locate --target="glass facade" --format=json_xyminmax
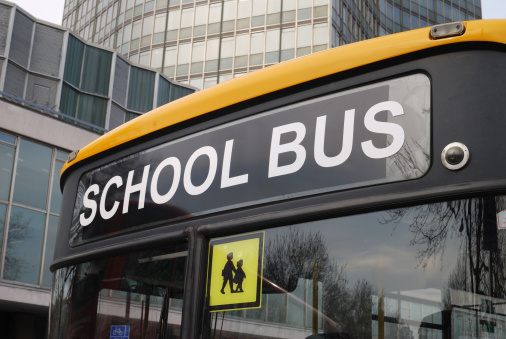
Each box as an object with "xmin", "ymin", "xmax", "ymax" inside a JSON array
[
  {"xmin": 0, "ymin": 129, "xmax": 68, "ymax": 287},
  {"xmin": 60, "ymin": 32, "xmax": 194, "ymax": 130},
  {"xmin": 62, "ymin": 0, "xmax": 481, "ymax": 89},
  {"xmin": 0, "ymin": 4, "xmax": 195, "ymax": 134}
]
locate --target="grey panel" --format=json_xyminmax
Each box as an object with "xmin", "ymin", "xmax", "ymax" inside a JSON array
[
  {"xmin": 4, "ymin": 61, "xmax": 26, "ymax": 98},
  {"xmin": 108, "ymin": 103, "xmax": 126, "ymax": 130},
  {"xmin": 112, "ymin": 56, "xmax": 129, "ymax": 106},
  {"xmin": 10, "ymin": 10, "xmax": 33, "ymax": 68},
  {"xmin": 0, "ymin": 4, "xmax": 11, "ymax": 57},
  {"xmin": 0, "ymin": 59, "xmax": 3, "ymax": 83},
  {"xmin": 30, "ymin": 24, "xmax": 64, "ymax": 77},
  {"xmin": 25, "ymin": 74, "xmax": 59, "ymax": 109}
]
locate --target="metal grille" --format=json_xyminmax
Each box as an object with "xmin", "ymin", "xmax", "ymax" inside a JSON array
[
  {"xmin": 112, "ymin": 56, "xmax": 128, "ymax": 107},
  {"xmin": 10, "ymin": 10, "xmax": 33, "ymax": 68},
  {"xmin": 26, "ymin": 74, "xmax": 58, "ymax": 109},
  {"xmin": 0, "ymin": 3, "xmax": 11, "ymax": 57},
  {"xmin": 30, "ymin": 24, "xmax": 64, "ymax": 77},
  {"xmin": 4, "ymin": 61, "xmax": 26, "ymax": 98},
  {"xmin": 109, "ymin": 102, "xmax": 126, "ymax": 130}
]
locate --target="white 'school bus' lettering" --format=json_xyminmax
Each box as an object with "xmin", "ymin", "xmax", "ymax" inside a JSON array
[{"xmin": 79, "ymin": 100, "xmax": 405, "ymax": 227}]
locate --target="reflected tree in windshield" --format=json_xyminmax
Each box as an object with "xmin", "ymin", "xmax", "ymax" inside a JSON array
[
  {"xmin": 3, "ymin": 208, "xmax": 33, "ymax": 281},
  {"xmin": 389, "ymin": 138, "xmax": 430, "ymax": 180},
  {"xmin": 382, "ymin": 197, "xmax": 506, "ymax": 301},
  {"xmin": 262, "ymin": 227, "xmax": 373, "ymax": 337}
]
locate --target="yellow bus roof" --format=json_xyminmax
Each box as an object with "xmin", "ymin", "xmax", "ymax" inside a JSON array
[{"xmin": 62, "ymin": 19, "xmax": 506, "ymax": 176}]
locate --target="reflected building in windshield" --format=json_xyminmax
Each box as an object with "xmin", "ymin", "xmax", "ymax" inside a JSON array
[
  {"xmin": 193, "ymin": 196, "xmax": 506, "ymax": 338},
  {"xmin": 51, "ymin": 196, "xmax": 506, "ymax": 338}
]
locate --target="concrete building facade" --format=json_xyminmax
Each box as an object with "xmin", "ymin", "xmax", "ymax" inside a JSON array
[{"xmin": 61, "ymin": 0, "xmax": 481, "ymax": 89}]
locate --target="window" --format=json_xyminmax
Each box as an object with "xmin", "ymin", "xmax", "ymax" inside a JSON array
[
  {"xmin": 204, "ymin": 76, "xmax": 217, "ymax": 89},
  {"xmin": 163, "ymin": 46, "xmax": 177, "ymax": 77},
  {"xmin": 238, "ymin": 0, "xmax": 251, "ymax": 18},
  {"xmin": 12, "ymin": 139, "xmax": 52, "ymax": 210},
  {"xmin": 49, "ymin": 151, "xmax": 67, "ymax": 214},
  {"xmin": 139, "ymin": 51, "xmax": 150, "ymax": 66},
  {"xmin": 252, "ymin": 0, "xmax": 266, "ymax": 16},
  {"xmin": 4, "ymin": 206, "xmax": 45, "ymax": 284},
  {"xmin": 267, "ymin": 0, "xmax": 281, "ymax": 13},
  {"xmin": 123, "ymin": 23, "xmax": 132, "ymax": 43},
  {"xmin": 51, "ymin": 245, "xmax": 187, "ymax": 338},
  {"xmin": 0, "ymin": 203, "xmax": 6, "ymax": 269},
  {"xmin": 0, "ymin": 134, "xmax": 67, "ymax": 287},
  {"xmin": 195, "ymin": 5, "xmax": 208, "ymax": 26},
  {"xmin": 235, "ymin": 34, "xmax": 250, "ymax": 67},
  {"xmin": 0, "ymin": 131, "xmax": 15, "ymax": 202},
  {"xmin": 142, "ymin": 15, "xmax": 153, "ymax": 36},
  {"xmin": 151, "ymin": 48, "xmax": 163, "ymax": 69},
  {"xmin": 63, "ymin": 35, "xmax": 85, "ymax": 88},
  {"xmin": 251, "ymin": 32, "xmax": 265, "ymax": 55},
  {"xmin": 192, "ymin": 41, "xmax": 205, "ymax": 63},
  {"xmin": 154, "ymin": 13, "xmax": 166, "ymax": 33},
  {"xmin": 167, "ymin": 10, "xmax": 180, "ymax": 30},
  {"xmin": 223, "ymin": 0, "xmax": 237, "ymax": 21},
  {"xmin": 206, "ymin": 38, "xmax": 220, "ymax": 71},
  {"xmin": 281, "ymin": 27, "xmax": 295, "ymax": 61},
  {"xmin": 209, "ymin": 3, "xmax": 222, "ymax": 23},
  {"xmin": 181, "ymin": 8, "xmax": 194, "ymax": 28},
  {"xmin": 207, "ymin": 196, "xmax": 506, "ymax": 338},
  {"xmin": 81, "ymin": 46, "xmax": 112, "ymax": 96},
  {"xmin": 177, "ymin": 43, "xmax": 191, "ymax": 75},
  {"xmin": 128, "ymin": 67, "xmax": 155, "ymax": 112},
  {"xmin": 220, "ymin": 37, "xmax": 234, "ymax": 70},
  {"xmin": 297, "ymin": 25, "xmax": 311, "ymax": 48},
  {"xmin": 77, "ymin": 93, "xmax": 108, "ymax": 127},
  {"xmin": 132, "ymin": 20, "xmax": 141, "ymax": 40},
  {"xmin": 313, "ymin": 23, "xmax": 328, "ymax": 46}
]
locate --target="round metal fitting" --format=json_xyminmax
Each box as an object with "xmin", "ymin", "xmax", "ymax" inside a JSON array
[{"xmin": 441, "ymin": 142, "xmax": 469, "ymax": 170}]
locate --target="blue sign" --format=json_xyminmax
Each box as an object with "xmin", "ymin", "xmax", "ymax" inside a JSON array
[{"xmin": 110, "ymin": 325, "xmax": 129, "ymax": 339}]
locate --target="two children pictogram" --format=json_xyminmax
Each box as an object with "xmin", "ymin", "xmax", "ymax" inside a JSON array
[
  {"xmin": 208, "ymin": 232, "xmax": 264, "ymax": 312},
  {"xmin": 220, "ymin": 252, "xmax": 246, "ymax": 294}
]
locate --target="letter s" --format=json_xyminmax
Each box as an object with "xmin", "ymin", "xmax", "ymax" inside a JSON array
[
  {"xmin": 80, "ymin": 184, "xmax": 99, "ymax": 227},
  {"xmin": 361, "ymin": 101, "xmax": 405, "ymax": 159}
]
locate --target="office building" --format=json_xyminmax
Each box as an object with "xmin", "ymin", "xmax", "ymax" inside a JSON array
[
  {"xmin": 61, "ymin": 0, "xmax": 481, "ymax": 89},
  {"xmin": 0, "ymin": 2, "xmax": 194, "ymax": 337}
]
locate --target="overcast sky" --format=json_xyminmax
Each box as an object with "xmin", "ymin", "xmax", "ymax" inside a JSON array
[{"xmin": 5, "ymin": 0, "xmax": 506, "ymax": 26}]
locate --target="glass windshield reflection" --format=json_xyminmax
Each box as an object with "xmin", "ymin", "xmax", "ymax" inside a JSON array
[
  {"xmin": 208, "ymin": 196, "xmax": 506, "ymax": 339},
  {"xmin": 50, "ymin": 245, "xmax": 187, "ymax": 339}
]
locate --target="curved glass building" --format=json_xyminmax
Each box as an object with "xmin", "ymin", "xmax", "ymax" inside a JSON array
[{"xmin": 61, "ymin": 0, "xmax": 481, "ymax": 89}]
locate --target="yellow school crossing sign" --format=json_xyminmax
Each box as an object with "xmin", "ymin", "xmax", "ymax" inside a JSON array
[{"xmin": 207, "ymin": 232, "xmax": 264, "ymax": 312}]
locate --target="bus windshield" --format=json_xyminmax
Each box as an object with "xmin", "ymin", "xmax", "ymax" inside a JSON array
[{"xmin": 49, "ymin": 245, "xmax": 187, "ymax": 338}]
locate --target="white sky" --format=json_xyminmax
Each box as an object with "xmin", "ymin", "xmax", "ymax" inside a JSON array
[
  {"xmin": 4, "ymin": 0, "xmax": 506, "ymax": 26},
  {"xmin": 7, "ymin": 0, "xmax": 65, "ymax": 25}
]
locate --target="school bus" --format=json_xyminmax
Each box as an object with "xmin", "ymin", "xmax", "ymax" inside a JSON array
[{"xmin": 50, "ymin": 20, "xmax": 506, "ymax": 339}]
